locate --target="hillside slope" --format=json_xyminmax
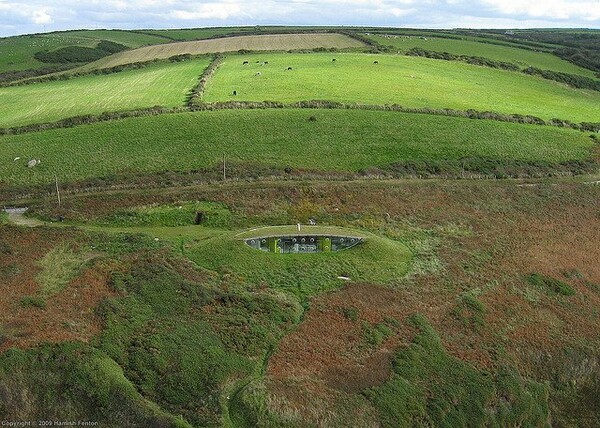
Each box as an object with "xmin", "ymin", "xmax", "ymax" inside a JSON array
[{"xmin": 74, "ymin": 33, "xmax": 364, "ymax": 72}]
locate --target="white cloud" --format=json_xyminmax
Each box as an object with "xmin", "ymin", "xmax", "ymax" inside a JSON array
[
  {"xmin": 32, "ymin": 8, "xmax": 53, "ymax": 24},
  {"xmin": 480, "ymin": 0, "xmax": 600, "ymax": 21},
  {"xmin": 389, "ymin": 7, "xmax": 416, "ymax": 17},
  {"xmin": 170, "ymin": 3, "xmax": 243, "ymax": 20}
]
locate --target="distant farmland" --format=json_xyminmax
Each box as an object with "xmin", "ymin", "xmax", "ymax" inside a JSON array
[
  {"xmin": 0, "ymin": 58, "xmax": 209, "ymax": 127},
  {"xmin": 367, "ymin": 34, "xmax": 597, "ymax": 78},
  {"xmin": 203, "ymin": 52, "xmax": 600, "ymax": 123},
  {"xmin": 0, "ymin": 30, "xmax": 171, "ymax": 73},
  {"xmin": 75, "ymin": 33, "xmax": 364, "ymax": 71},
  {"xmin": 0, "ymin": 109, "xmax": 593, "ymax": 185}
]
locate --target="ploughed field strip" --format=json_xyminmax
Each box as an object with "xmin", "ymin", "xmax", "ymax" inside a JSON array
[
  {"xmin": 0, "ymin": 58, "xmax": 209, "ymax": 128},
  {"xmin": 203, "ymin": 52, "xmax": 600, "ymax": 123},
  {"xmin": 74, "ymin": 33, "xmax": 364, "ymax": 72},
  {"xmin": 0, "ymin": 109, "xmax": 594, "ymax": 186}
]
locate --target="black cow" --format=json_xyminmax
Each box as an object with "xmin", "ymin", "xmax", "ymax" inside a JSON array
[
  {"xmin": 243, "ymin": 61, "xmax": 249, "ymax": 65},
  {"xmin": 332, "ymin": 58, "xmax": 336, "ymax": 62},
  {"xmin": 373, "ymin": 61, "xmax": 379, "ymax": 64},
  {"xmin": 287, "ymin": 67, "xmax": 293, "ymax": 70},
  {"xmin": 233, "ymin": 90, "xmax": 237, "ymax": 96}
]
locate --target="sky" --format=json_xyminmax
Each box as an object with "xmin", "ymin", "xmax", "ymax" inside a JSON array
[{"xmin": 1, "ymin": 0, "xmax": 599, "ymax": 37}]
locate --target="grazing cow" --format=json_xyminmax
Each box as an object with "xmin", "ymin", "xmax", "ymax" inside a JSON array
[
  {"xmin": 233, "ymin": 90, "xmax": 237, "ymax": 95},
  {"xmin": 256, "ymin": 61, "xmax": 260, "ymax": 63},
  {"xmin": 243, "ymin": 61, "xmax": 249, "ymax": 65},
  {"xmin": 287, "ymin": 67, "xmax": 293, "ymax": 70},
  {"xmin": 255, "ymin": 72, "xmax": 261, "ymax": 76},
  {"xmin": 373, "ymin": 61, "xmax": 379, "ymax": 64},
  {"xmin": 264, "ymin": 61, "xmax": 269, "ymax": 64},
  {"xmin": 332, "ymin": 58, "xmax": 336, "ymax": 62}
]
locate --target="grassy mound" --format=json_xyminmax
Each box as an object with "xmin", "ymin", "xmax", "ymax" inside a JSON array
[
  {"xmin": 204, "ymin": 52, "xmax": 600, "ymax": 122},
  {"xmin": 186, "ymin": 229, "xmax": 412, "ymax": 301},
  {"xmin": 0, "ymin": 109, "xmax": 594, "ymax": 186}
]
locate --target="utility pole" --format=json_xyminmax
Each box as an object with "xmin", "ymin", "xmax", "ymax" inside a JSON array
[{"xmin": 54, "ymin": 174, "xmax": 61, "ymax": 208}]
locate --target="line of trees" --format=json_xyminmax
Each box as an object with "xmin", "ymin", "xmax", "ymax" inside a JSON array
[
  {"xmin": 186, "ymin": 56, "xmax": 223, "ymax": 107},
  {"xmin": 33, "ymin": 40, "xmax": 129, "ymax": 64},
  {"xmin": 405, "ymin": 47, "xmax": 520, "ymax": 71},
  {"xmin": 406, "ymin": 47, "xmax": 600, "ymax": 92},
  {"xmin": 1, "ymin": 98, "xmax": 597, "ymax": 138}
]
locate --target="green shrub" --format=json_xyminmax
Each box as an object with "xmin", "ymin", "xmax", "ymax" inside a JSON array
[
  {"xmin": 34, "ymin": 41, "xmax": 128, "ymax": 64},
  {"xmin": 366, "ymin": 314, "xmax": 549, "ymax": 427},
  {"xmin": 20, "ymin": 296, "xmax": 46, "ymax": 309},
  {"xmin": 452, "ymin": 292, "xmax": 486, "ymax": 328},
  {"xmin": 526, "ymin": 273, "xmax": 576, "ymax": 296},
  {"xmin": 34, "ymin": 46, "xmax": 108, "ymax": 63},
  {"xmin": 362, "ymin": 321, "xmax": 393, "ymax": 347},
  {"xmin": 340, "ymin": 306, "xmax": 359, "ymax": 321}
]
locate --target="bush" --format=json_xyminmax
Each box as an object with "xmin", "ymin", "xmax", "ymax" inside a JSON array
[
  {"xmin": 526, "ymin": 273, "xmax": 576, "ymax": 296},
  {"xmin": 169, "ymin": 54, "xmax": 193, "ymax": 62},
  {"xmin": 406, "ymin": 47, "xmax": 519, "ymax": 71},
  {"xmin": 96, "ymin": 40, "xmax": 128, "ymax": 54},
  {"xmin": 523, "ymin": 66, "xmax": 600, "ymax": 92},
  {"xmin": 34, "ymin": 40, "xmax": 128, "ymax": 64},
  {"xmin": 34, "ymin": 46, "xmax": 108, "ymax": 63},
  {"xmin": 20, "ymin": 296, "xmax": 47, "ymax": 309}
]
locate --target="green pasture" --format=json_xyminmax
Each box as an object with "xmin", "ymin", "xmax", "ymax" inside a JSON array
[
  {"xmin": 0, "ymin": 109, "xmax": 593, "ymax": 185},
  {"xmin": 55, "ymin": 30, "xmax": 169, "ymax": 48},
  {"xmin": 0, "ymin": 58, "xmax": 209, "ymax": 128},
  {"xmin": 0, "ymin": 30, "xmax": 167, "ymax": 73},
  {"xmin": 203, "ymin": 53, "xmax": 600, "ymax": 123},
  {"xmin": 141, "ymin": 27, "xmax": 263, "ymax": 41},
  {"xmin": 0, "ymin": 33, "xmax": 96, "ymax": 72},
  {"xmin": 142, "ymin": 26, "xmax": 344, "ymax": 41},
  {"xmin": 368, "ymin": 35, "xmax": 597, "ymax": 78}
]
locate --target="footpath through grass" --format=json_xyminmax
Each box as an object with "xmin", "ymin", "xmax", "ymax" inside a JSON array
[
  {"xmin": 203, "ymin": 53, "xmax": 600, "ymax": 123},
  {"xmin": 0, "ymin": 109, "xmax": 594, "ymax": 186},
  {"xmin": 0, "ymin": 58, "xmax": 209, "ymax": 128}
]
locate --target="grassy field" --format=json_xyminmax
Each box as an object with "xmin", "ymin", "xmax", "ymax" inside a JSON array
[
  {"xmin": 142, "ymin": 26, "xmax": 351, "ymax": 41},
  {"xmin": 0, "ymin": 58, "xmax": 209, "ymax": 128},
  {"xmin": 139, "ymin": 27, "xmax": 272, "ymax": 41},
  {"xmin": 0, "ymin": 109, "xmax": 594, "ymax": 186},
  {"xmin": 203, "ymin": 53, "xmax": 600, "ymax": 123},
  {"xmin": 75, "ymin": 33, "xmax": 364, "ymax": 72},
  {"xmin": 368, "ymin": 34, "xmax": 597, "ymax": 78},
  {"xmin": 0, "ymin": 30, "xmax": 169, "ymax": 73}
]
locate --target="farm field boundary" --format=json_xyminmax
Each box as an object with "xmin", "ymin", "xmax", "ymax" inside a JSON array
[
  {"xmin": 73, "ymin": 33, "xmax": 365, "ymax": 72},
  {"xmin": 2, "ymin": 100, "xmax": 598, "ymax": 137},
  {"xmin": 0, "ymin": 58, "xmax": 210, "ymax": 128},
  {"xmin": 202, "ymin": 53, "xmax": 600, "ymax": 123},
  {"xmin": 404, "ymin": 48, "xmax": 600, "ymax": 92},
  {"xmin": 0, "ymin": 109, "xmax": 596, "ymax": 193}
]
